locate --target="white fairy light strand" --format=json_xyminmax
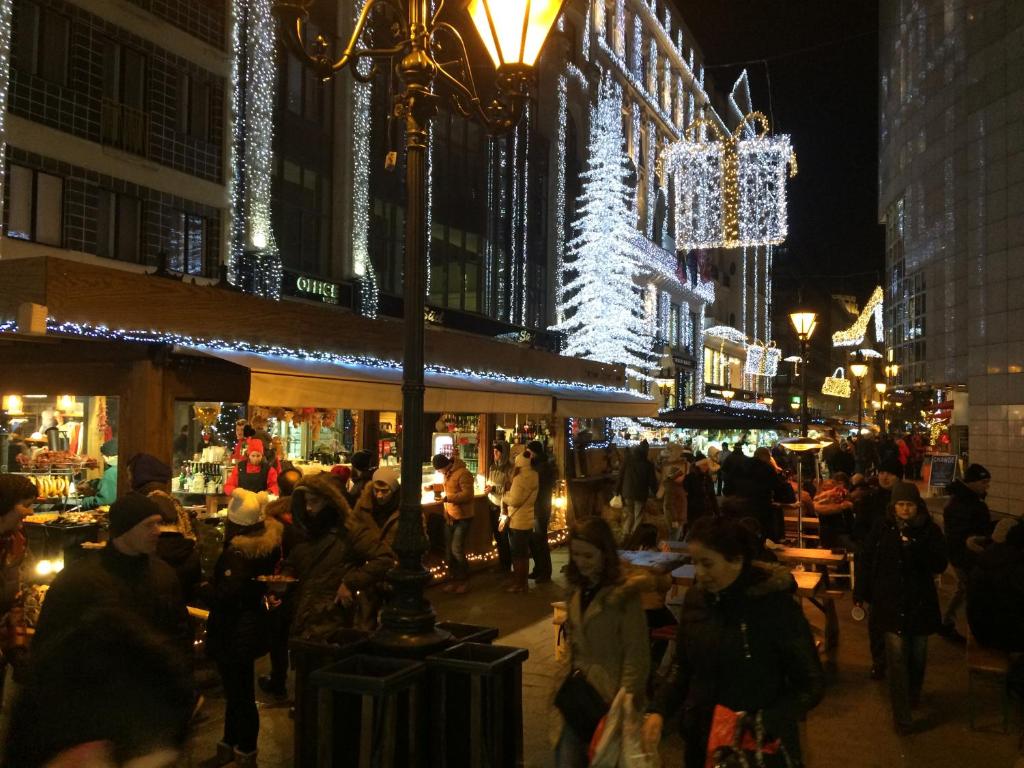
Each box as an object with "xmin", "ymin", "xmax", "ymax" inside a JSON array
[
  {"xmin": 351, "ymin": 7, "xmax": 377, "ymax": 318},
  {"xmin": 229, "ymin": 0, "xmax": 281, "ymax": 298},
  {"xmin": 0, "ymin": 0, "xmax": 12, "ymax": 229},
  {"xmin": 5, "ymin": 317, "xmax": 651, "ymax": 399}
]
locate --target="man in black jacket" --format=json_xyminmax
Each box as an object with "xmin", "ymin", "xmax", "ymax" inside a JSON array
[
  {"xmin": 939, "ymin": 464, "xmax": 993, "ymax": 643},
  {"xmin": 33, "ymin": 493, "xmax": 191, "ymax": 659}
]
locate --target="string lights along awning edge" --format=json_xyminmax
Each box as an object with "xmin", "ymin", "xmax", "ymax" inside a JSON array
[{"xmin": 0, "ymin": 317, "xmax": 653, "ymax": 402}]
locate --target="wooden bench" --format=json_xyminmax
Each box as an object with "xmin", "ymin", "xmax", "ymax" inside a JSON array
[{"xmin": 967, "ymin": 631, "xmax": 1012, "ymax": 732}]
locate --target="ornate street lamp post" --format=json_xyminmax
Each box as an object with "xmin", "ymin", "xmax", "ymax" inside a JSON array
[
  {"xmin": 721, "ymin": 389, "xmax": 736, "ymax": 407},
  {"xmin": 875, "ymin": 381, "xmax": 888, "ymax": 436},
  {"xmin": 273, "ymin": 0, "xmax": 565, "ymax": 653},
  {"xmin": 849, "ymin": 360, "xmax": 868, "ymax": 436},
  {"xmin": 789, "ymin": 309, "xmax": 817, "ymax": 438}
]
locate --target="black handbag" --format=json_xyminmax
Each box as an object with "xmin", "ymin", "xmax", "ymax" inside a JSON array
[{"xmin": 554, "ymin": 668, "xmax": 609, "ymax": 742}]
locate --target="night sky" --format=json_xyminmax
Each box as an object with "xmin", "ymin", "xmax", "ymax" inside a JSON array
[{"xmin": 674, "ymin": 1, "xmax": 884, "ymax": 302}]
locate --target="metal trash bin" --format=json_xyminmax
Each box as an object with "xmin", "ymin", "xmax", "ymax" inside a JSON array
[
  {"xmin": 436, "ymin": 621, "xmax": 499, "ymax": 644},
  {"xmin": 290, "ymin": 630, "xmax": 369, "ymax": 767},
  {"xmin": 427, "ymin": 642, "xmax": 530, "ymax": 768},
  {"xmin": 310, "ymin": 653, "xmax": 426, "ymax": 768}
]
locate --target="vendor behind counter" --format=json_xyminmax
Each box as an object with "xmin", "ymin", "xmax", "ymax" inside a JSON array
[{"xmin": 80, "ymin": 440, "xmax": 118, "ymax": 510}]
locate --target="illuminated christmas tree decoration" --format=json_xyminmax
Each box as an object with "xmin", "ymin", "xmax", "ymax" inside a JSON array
[
  {"xmin": 832, "ymin": 286, "xmax": 884, "ymax": 347},
  {"xmin": 554, "ymin": 75, "xmax": 653, "ymax": 378}
]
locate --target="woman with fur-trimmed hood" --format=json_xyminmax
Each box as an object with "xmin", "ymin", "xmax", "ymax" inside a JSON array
[
  {"xmin": 285, "ymin": 472, "xmax": 396, "ymax": 641},
  {"xmin": 205, "ymin": 489, "xmax": 283, "ymax": 767},
  {"xmin": 644, "ymin": 516, "xmax": 823, "ymax": 767}
]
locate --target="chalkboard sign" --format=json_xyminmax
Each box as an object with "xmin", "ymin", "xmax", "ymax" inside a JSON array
[{"xmin": 928, "ymin": 454, "xmax": 957, "ymax": 488}]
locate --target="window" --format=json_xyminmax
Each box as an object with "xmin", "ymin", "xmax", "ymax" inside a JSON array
[
  {"xmin": 96, "ymin": 190, "xmax": 141, "ymax": 263},
  {"xmin": 181, "ymin": 214, "xmax": 206, "ymax": 275},
  {"xmin": 283, "ymin": 49, "xmax": 326, "ymax": 125},
  {"xmin": 6, "ymin": 164, "xmax": 62, "ymax": 246},
  {"xmin": 102, "ymin": 42, "xmax": 146, "ymax": 109},
  {"xmin": 13, "ymin": 3, "xmax": 68, "ymax": 86},
  {"xmin": 177, "ymin": 74, "xmax": 211, "ymax": 140}
]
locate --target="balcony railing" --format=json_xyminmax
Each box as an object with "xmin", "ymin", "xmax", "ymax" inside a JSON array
[{"xmin": 100, "ymin": 99, "xmax": 149, "ymax": 157}]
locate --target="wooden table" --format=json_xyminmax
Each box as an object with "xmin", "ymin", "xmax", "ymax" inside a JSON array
[{"xmin": 774, "ymin": 547, "xmax": 846, "ymax": 568}]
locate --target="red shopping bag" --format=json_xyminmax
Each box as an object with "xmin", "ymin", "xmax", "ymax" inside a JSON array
[{"xmin": 705, "ymin": 705, "xmax": 786, "ymax": 768}]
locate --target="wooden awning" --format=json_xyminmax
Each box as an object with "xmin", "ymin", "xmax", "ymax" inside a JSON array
[{"xmin": 187, "ymin": 348, "xmax": 656, "ymax": 418}]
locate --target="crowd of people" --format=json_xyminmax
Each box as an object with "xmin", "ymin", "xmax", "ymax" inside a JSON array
[
  {"xmin": 1, "ymin": 421, "xmax": 1022, "ymax": 766},
  {"xmin": 547, "ymin": 429, "xmax": 1023, "ymax": 766}
]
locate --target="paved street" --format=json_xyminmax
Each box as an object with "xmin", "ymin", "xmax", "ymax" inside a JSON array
[{"xmin": 187, "ymin": 546, "xmax": 1020, "ymax": 767}]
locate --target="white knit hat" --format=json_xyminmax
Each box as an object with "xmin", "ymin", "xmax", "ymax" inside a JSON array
[
  {"xmin": 372, "ymin": 467, "xmax": 400, "ymax": 492},
  {"xmin": 227, "ymin": 488, "xmax": 268, "ymax": 526}
]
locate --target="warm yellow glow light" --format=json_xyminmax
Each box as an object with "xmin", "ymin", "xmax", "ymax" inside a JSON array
[
  {"xmin": 466, "ymin": 0, "xmax": 565, "ymax": 69},
  {"xmin": 875, "ymin": 382, "xmax": 888, "ymax": 394},
  {"xmin": 849, "ymin": 363, "xmax": 869, "ymax": 380},
  {"xmin": 789, "ymin": 311, "xmax": 817, "ymax": 341}
]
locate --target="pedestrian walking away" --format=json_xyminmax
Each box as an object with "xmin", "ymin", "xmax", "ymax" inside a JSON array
[{"xmin": 939, "ymin": 463, "xmax": 993, "ymax": 644}]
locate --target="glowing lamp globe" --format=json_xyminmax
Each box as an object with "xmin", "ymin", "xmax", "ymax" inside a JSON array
[
  {"xmin": 849, "ymin": 363, "xmax": 869, "ymax": 380},
  {"xmin": 789, "ymin": 310, "xmax": 817, "ymax": 341},
  {"xmin": 466, "ymin": 0, "xmax": 566, "ymax": 70},
  {"xmin": 875, "ymin": 382, "xmax": 888, "ymax": 395}
]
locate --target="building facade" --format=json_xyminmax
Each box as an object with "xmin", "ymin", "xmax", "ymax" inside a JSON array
[
  {"xmin": 0, "ymin": 0, "xmax": 778, "ymax": 416},
  {"xmin": 2, "ymin": 0, "xmax": 229, "ymax": 276},
  {"xmin": 879, "ymin": 0, "xmax": 1024, "ymax": 511}
]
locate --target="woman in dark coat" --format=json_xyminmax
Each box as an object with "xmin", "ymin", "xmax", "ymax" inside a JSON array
[
  {"xmin": 644, "ymin": 516, "xmax": 823, "ymax": 767},
  {"xmin": 854, "ymin": 481, "xmax": 947, "ymax": 733},
  {"xmin": 205, "ymin": 489, "xmax": 282, "ymax": 767}
]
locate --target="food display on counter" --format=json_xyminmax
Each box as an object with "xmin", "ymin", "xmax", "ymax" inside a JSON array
[
  {"xmin": 24, "ymin": 474, "xmax": 74, "ymax": 499},
  {"xmin": 15, "ymin": 450, "xmax": 98, "ymax": 471},
  {"xmin": 23, "ymin": 513, "xmax": 60, "ymax": 525}
]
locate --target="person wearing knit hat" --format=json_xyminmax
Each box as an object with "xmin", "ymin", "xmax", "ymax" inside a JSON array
[
  {"xmin": 224, "ymin": 438, "xmax": 279, "ymax": 497},
  {"xmin": 346, "ymin": 450, "xmax": 377, "ymax": 506},
  {"xmin": 854, "ymin": 480, "xmax": 947, "ymax": 733},
  {"xmin": 939, "ymin": 463, "xmax": 994, "ymax": 644},
  {"xmin": 850, "ymin": 460, "xmax": 906, "ymax": 680},
  {"xmin": 33, "ymin": 492, "xmax": 191, "ymax": 664},
  {"xmin": 878, "ymin": 457, "xmax": 905, "ymax": 480},
  {"xmin": 206, "ymin": 489, "xmax": 282, "ymax": 766},
  {"xmin": 127, "ymin": 453, "xmax": 173, "ymax": 494},
  {"xmin": 226, "ymin": 488, "xmax": 269, "ymax": 527},
  {"xmin": 352, "ymin": 467, "xmax": 401, "ymax": 544}
]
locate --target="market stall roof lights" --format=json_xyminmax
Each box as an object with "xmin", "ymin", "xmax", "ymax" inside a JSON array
[{"xmin": 0, "ymin": 317, "xmax": 651, "ymax": 400}]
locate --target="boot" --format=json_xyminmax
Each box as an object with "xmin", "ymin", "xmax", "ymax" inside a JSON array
[
  {"xmin": 233, "ymin": 748, "xmax": 258, "ymax": 768},
  {"xmin": 199, "ymin": 741, "xmax": 235, "ymax": 768},
  {"xmin": 506, "ymin": 558, "xmax": 529, "ymax": 593}
]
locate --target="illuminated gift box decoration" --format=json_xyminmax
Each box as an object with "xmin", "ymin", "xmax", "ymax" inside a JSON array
[{"xmin": 663, "ymin": 112, "xmax": 796, "ymax": 249}]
